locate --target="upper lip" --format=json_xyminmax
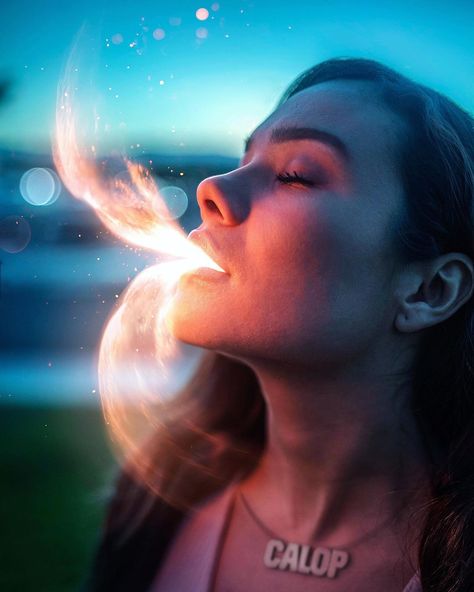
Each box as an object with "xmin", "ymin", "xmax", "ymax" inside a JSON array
[{"xmin": 188, "ymin": 228, "xmax": 230, "ymax": 274}]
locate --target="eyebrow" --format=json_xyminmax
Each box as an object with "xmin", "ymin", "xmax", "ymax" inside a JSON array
[{"xmin": 244, "ymin": 126, "xmax": 349, "ymax": 162}]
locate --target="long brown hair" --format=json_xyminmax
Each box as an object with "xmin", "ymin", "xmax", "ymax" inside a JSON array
[{"xmin": 84, "ymin": 58, "xmax": 474, "ymax": 592}]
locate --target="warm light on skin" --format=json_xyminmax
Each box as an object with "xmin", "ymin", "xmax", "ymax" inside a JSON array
[
  {"xmin": 167, "ymin": 84, "xmax": 435, "ymax": 571},
  {"xmin": 168, "ymin": 81, "xmax": 407, "ymax": 372}
]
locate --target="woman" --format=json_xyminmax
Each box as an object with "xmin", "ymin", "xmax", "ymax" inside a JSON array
[{"xmin": 85, "ymin": 58, "xmax": 474, "ymax": 592}]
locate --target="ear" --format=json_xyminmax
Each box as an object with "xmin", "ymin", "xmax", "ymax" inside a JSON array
[{"xmin": 394, "ymin": 253, "xmax": 474, "ymax": 333}]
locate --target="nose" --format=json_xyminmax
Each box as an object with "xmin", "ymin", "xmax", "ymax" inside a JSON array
[{"xmin": 196, "ymin": 171, "xmax": 250, "ymax": 226}]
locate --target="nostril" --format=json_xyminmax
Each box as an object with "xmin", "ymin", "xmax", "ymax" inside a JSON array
[{"xmin": 205, "ymin": 199, "xmax": 223, "ymax": 218}]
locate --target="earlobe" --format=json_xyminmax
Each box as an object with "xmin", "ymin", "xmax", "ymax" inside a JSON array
[
  {"xmin": 394, "ymin": 310, "xmax": 409, "ymax": 333},
  {"xmin": 393, "ymin": 267, "xmax": 426, "ymax": 333},
  {"xmin": 394, "ymin": 302, "xmax": 427, "ymax": 333}
]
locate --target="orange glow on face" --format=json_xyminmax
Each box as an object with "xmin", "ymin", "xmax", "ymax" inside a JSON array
[{"xmin": 53, "ymin": 47, "xmax": 224, "ymax": 485}]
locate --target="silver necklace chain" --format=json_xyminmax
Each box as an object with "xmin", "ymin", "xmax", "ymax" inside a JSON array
[{"xmin": 237, "ymin": 488, "xmax": 396, "ymax": 549}]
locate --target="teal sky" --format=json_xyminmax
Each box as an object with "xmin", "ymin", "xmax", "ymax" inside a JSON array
[{"xmin": 1, "ymin": 0, "xmax": 473, "ymax": 156}]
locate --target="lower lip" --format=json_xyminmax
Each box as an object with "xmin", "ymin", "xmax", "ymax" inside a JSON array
[{"xmin": 180, "ymin": 267, "xmax": 229, "ymax": 284}]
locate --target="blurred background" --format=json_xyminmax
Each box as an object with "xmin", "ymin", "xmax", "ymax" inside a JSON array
[{"xmin": 1, "ymin": 0, "xmax": 473, "ymax": 590}]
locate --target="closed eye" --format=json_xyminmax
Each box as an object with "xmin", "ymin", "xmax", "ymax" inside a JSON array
[{"xmin": 276, "ymin": 171, "xmax": 315, "ymax": 187}]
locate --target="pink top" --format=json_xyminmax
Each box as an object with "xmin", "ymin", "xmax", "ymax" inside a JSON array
[{"xmin": 149, "ymin": 480, "xmax": 422, "ymax": 592}]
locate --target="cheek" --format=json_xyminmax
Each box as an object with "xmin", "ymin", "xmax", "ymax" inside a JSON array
[
  {"xmin": 222, "ymin": 206, "xmax": 335, "ymax": 355},
  {"xmin": 168, "ymin": 198, "xmax": 398, "ymax": 365},
  {"xmin": 166, "ymin": 220, "xmax": 325, "ymax": 357},
  {"xmin": 240, "ymin": 201, "xmax": 397, "ymax": 361}
]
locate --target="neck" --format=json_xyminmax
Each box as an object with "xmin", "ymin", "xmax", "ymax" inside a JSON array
[{"xmin": 239, "ymin": 360, "xmax": 432, "ymax": 546}]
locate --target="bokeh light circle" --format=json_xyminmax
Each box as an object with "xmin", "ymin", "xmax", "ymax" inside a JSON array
[
  {"xmin": 196, "ymin": 27, "xmax": 208, "ymax": 39},
  {"xmin": 158, "ymin": 186, "xmax": 188, "ymax": 219},
  {"xmin": 19, "ymin": 167, "xmax": 62, "ymax": 206},
  {"xmin": 153, "ymin": 28, "xmax": 166, "ymax": 41},
  {"xmin": 0, "ymin": 216, "xmax": 32, "ymax": 253},
  {"xmin": 196, "ymin": 8, "xmax": 209, "ymax": 21}
]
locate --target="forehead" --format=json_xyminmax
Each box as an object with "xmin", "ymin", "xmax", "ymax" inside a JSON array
[{"xmin": 252, "ymin": 81, "xmax": 403, "ymax": 179}]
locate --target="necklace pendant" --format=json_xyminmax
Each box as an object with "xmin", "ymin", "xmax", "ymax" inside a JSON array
[{"xmin": 263, "ymin": 538, "xmax": 350, "ymax": 578}]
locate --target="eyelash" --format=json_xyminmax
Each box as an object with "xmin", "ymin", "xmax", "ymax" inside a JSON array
[{"xmin": 276, "ymin": 171, "xmax": 314, "ymax": 187}]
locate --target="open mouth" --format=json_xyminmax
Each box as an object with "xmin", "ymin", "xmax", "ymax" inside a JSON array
[
  {"xmin": 187, "ymin": 228, "xmax": 230, "ymax": 275},
  {"xmin": 187, "ymin": 266, "xmax": 229, "ymax": 280},
  {"xmin": 179, "ymin": 266, "xmax": 230, "ymax": 288}
]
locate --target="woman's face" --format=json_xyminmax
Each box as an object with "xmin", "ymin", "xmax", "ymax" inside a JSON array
[{"xmin": 169, "ymin": 81, "xmax": 408, "ymax": 371}]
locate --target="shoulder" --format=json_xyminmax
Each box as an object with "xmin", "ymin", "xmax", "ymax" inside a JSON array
[
  {"xmin": 402, "ymin": 572, "xmax": 422, "ymax": 592},
  {"xmin": 149, "ymin": 480, "xmax": 239, "ymax": 592}
]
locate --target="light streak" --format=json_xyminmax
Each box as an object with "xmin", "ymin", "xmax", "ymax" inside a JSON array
[{"xmin": 53, "ymin": 39, "xmax": 224, "ymax": 483}]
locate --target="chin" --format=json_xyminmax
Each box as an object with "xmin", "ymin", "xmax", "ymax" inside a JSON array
[
  {"xmin": 165, "ymin": 267, "xmax": 235, "ymax": 344},
  {"xmin": 165, "ymin": 293, "xmax": 225, "ymax": 350},
  {"xmin": 166, "ymin": 298, "xmax": 258, "ymax": 365}
]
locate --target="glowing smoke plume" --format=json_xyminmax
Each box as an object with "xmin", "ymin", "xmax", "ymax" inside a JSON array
[{"xmin": 53, "ymin": 41, "xmax": 223, "ymax": 480}]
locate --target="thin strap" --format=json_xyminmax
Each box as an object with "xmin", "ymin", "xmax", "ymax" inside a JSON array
[{"xmin": 207, "ymin": 482, "xmax": 240, "ymax": 592}]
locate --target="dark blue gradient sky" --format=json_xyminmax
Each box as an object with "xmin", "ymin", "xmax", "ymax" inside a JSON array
[{"xmin": 1, "ymin": 0, "xmax": 473, "ymax": 155}]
